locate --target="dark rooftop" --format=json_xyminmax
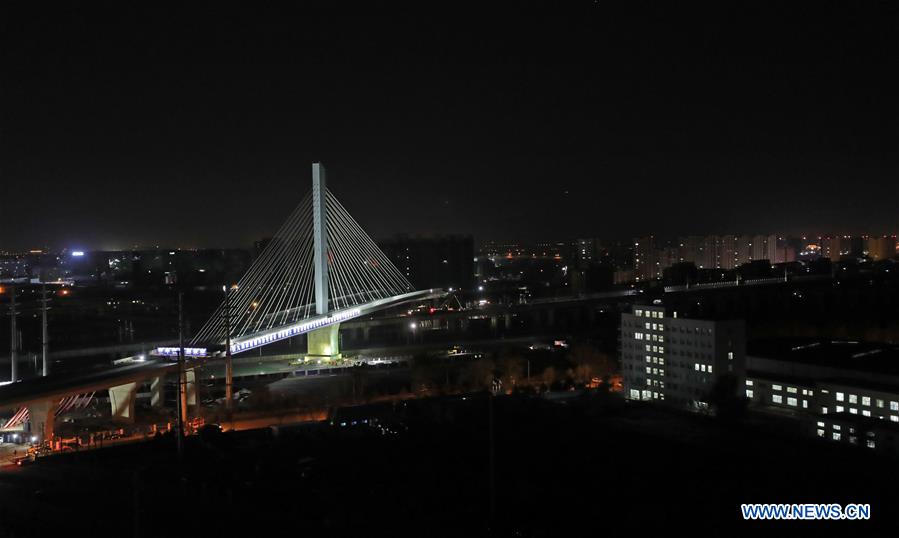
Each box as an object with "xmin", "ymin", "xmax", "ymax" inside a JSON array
[{"xmin": 748, "ymin": 339, "xmax": 899, "ymax": 377}]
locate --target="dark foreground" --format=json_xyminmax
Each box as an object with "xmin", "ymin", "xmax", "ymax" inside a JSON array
[{"xmin": 1, "ymin": 392, "xmax": 897, "ymax": 537}]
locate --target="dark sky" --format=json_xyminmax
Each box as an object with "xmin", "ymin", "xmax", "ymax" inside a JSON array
[{"xmin": 1, "ymin": 3, "xmax": 896, "ymax": 251}]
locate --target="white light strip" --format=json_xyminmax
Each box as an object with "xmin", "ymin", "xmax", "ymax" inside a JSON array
[{"xmin": 155, "ymin": 347, "xmax": 208, "ymax": 357}]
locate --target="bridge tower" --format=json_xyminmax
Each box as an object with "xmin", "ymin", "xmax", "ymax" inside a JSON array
[{"xmin": 306, "ymin": 162, "xmax": 341, "ymax": 361}]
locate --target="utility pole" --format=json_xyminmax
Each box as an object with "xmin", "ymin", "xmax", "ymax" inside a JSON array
[
  {"xmin": 224, "ymin": 285, "xmax": 234, "ymax": 411},
  {"xmin": 175, "ymin": 292, "xmax": 185, "ymax": 461},
  {"xmin": 9, "ymin": 285, "xmax": 17, "ymax": 383},
  {"xmin": 41, "ymin": 284, "xmax": 49, "ymax": 377},
  {"xmin": 488, "ymin": 391, "xmax": 496, "ymax": 528}
]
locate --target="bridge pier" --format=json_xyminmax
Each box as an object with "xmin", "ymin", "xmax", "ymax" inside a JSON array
[
  {"xmin": 109, "ymin": 382, "xmax": 138, "ymax": 420},
  {"xmin": 186, "ymin": 368, "xmax": 198, "ymax": 407},
  {"xmin": 26, "ymin": 399, "xmax": 56, "ymax": 443},
  {"xmin": 306, "ymin": 323, "xmax": 341, "ymax": 361},
  {"xmin": 150, "ymin": 376, "xmax": 164, "ymax": 408}
]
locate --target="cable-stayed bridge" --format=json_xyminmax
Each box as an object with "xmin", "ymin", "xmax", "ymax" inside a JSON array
[
  {"xmin": 191, "ymin": 163, "xmax": 442, "ymax": 359},
  {"xmin": 0, "ymin": 163, "xmax": 442, "ymax": 444}
]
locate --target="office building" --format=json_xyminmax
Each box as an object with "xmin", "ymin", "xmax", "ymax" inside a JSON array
[
  {"xmin": 746, "ymin": 340, "xmax": 899, "ymax": 454},
  {"xmin": 620, "ymin": 302, "xmax": 746, "ymax": 412}
]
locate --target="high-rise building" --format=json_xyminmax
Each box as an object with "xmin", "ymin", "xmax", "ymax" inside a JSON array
[
  {"xmin": 748, "ymin": 234, "xmax": 770, "ymax": 262},
  {"xmin": 765, "ymin": 234, "xmax": 779, "ymax": 262},
  {"xmin": 771, "ymin": 236, "xmax": 796, "ymax": 264},
  {"xmin": 719, "ymin": 235, "xmax": 744, "ymax": 269},
  {"xmin": 620, "ymin": 303, "xmax": 746, "ymax": 412},
  {"xmin": 576, "ymin": 238, "xmax": 600, "ymax": 268},
  {"xmin": 633, "ymin": 236, "xmax": 657, "ymax": 282},
  {"xmin": 865, "ymin": 236, "xmax": 897, "ymax": 261},
  {"xmin": 379, "ymin": 235, "xmax": 474, "ymax": 290}
]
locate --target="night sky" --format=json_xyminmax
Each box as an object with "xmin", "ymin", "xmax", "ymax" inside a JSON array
[{"xmin": 1, "ymin": 3, "xmax": 896, "ymax": 251}]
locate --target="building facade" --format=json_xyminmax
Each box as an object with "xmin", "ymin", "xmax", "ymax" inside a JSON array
[
  {"xmin": 746, "ymin": 340, "xmax": 899, "ymax": 454},
  {"xmin": 620, "ymin": 303, "xmax": 746, "ymax": 411}
]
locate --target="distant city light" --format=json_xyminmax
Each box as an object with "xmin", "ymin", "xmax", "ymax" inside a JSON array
[{"xmin": 72, "ymin": 251, "xmax": 85, "ymax": 257}]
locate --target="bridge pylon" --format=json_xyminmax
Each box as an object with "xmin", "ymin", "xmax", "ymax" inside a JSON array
[{"xmin": 191, "ymin": 161, "xmax": 420, "ymax": 357}]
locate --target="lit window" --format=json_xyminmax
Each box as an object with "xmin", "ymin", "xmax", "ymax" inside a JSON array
[
  {"xmin": 836, "ymin": 405, "xmax": 844, "ymax": 413},
  {"xmin": 867, "ymin": 440, "xmax": 875, "ymax": 449},
  {"xmin": 646, "ymin": 367, "xmax": 652, "ymax": 374},
  {"xmin": 658, "ymin": 347, "xmax": 665, "ymax": 354},
  {"xmin": 772, "ymin": 395, "xmax": 783, "ymax": 404},
  {"xmin": 822, "ymin": 407, "xmax": 828, "ymax": 414},
  {"xmin": 645, "ymin": 344, "xmax": 651, "ymax": 352},
  {"xmin": 658, "ymin": 358, "xmax": 664, "ymax": 365},
  {"xmin": 802, "ymin": 400, "xmax": 808, "ymax": 408},
  {"xmin": 746, "ymin": 380, "xmax": 754, "ymax": 386},
  {"xmin": 862, "ymin": 410, "xmax": 871, "ymax": 417},
  {"xmin": 787, "ymin": 387, "xmax": 798, "ymax": 394},
  {"xmin": 645, "ymin": 322, "xmax": 651, "ymax": 330},
  {"xmin": 836, "ymin": 392, "xmax": 845, "ymax": 402},
  {"xmin": 708, "ymin": 365, "xmax": 713, "ymax": 374},
  {"xmin": 635, "ymin": 333, "xmax": 643, "ymax": 340},
  {"xmin": 773, "ymin": 384, "xmax": 782, "ymax": 391},
  {"xmin": 849, "ymin": 394, "xmax": 858, "ymax": 404},
  {"xmin": 817, "ymin": 429, "xmax": 825, "ymax": 437},
  {"xmin": 727, "ymin": 351, "xmax": 734, "ymax": 360},
  {"xmin": 645, "ymin": 356, "xmax": 651, "ymax": 363},
  {"xmin": 817, "ymin": 421, "xmax": 825, "ymax": 427},
  {"xmin": 746, "ymin": 389, "xmax": 754, "ymax": 398},
  {"xmin": 891, "ymin": 402, "xmax": 898, "ymax": 411},
  {"xmin": 876, "ymin": 399, "xmax": 884, "ymax": 408},
  {"xmin": 635, "ymin": 310, "xmax": 643, "ymax": 317},
  {"xmin": 862, "ymin": 396, "xmax": 871, "ymax": 406},
  {"xmin": 694, "ymin": 363, "xmax": 700, "ymax": 371},
  {"xmin": 833, "ymin": 432, "xmax": 841, "ymax": 441},
  {"xmin": 658, "ymin": 335, "xmax": 664, "ymax": 343},
  {"xmin": 787, "ymin": 397, "xmax": 797, "ymax": 407},
  {"xmin": 833, "ymin": 424, "xmax": 841, "ymax": 431},
  {"xmin": 849, "ymin": 408, "xmax": 858, "ymax": 415},
  {"xmin": 891, "ymin": 416, "xmax": 899, "ymax": 423}
]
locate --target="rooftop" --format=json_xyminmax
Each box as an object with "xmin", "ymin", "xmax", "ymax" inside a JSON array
[{"xmin": 748, "ymin": 339, "xmax": 899, "ymax": 376}]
